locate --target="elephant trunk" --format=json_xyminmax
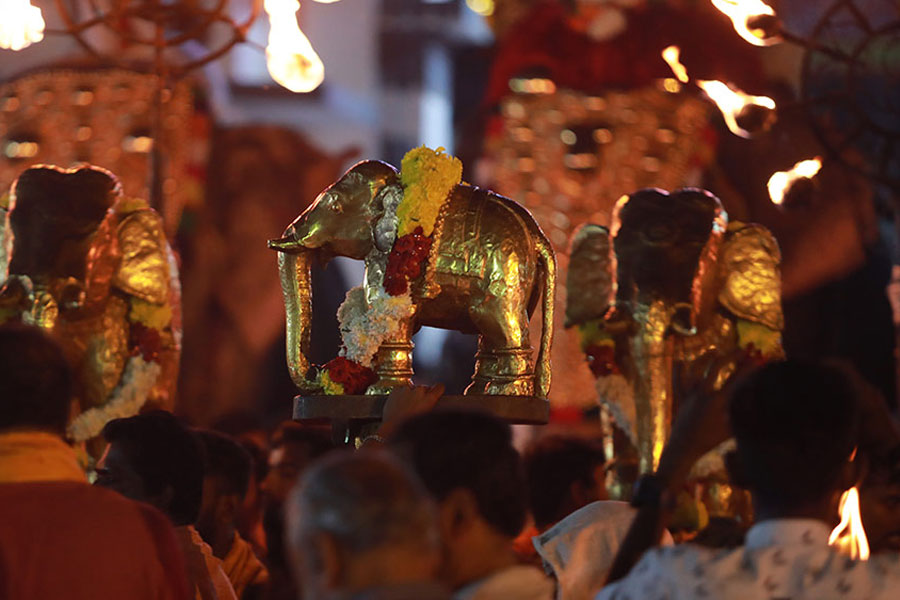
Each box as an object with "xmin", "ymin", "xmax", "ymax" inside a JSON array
[
  {"xmin": 629, "ymin": 299, "xmax": 675, "ymax": 474},
  {"xmin": 276, "ymin": 250, "xmax": 318, "ymax": 392}
]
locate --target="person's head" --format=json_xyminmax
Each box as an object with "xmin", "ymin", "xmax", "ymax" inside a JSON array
[
  {"xmin": 195, "ymin": 429, "xmax": 252, "ymax": 550},
  {"xmin": 388, "ymin": 409, "xmax": 527, "ymax": 589},
  {"xmin": 523, "ymin": 434, "xmax": 607, "ymax": 530},
  {"xmin": 97, "ymin": 411, "xmax": 204, "ymax": 526},
  {"xmin": 726, "ymin": 360, "xmax": 861, "ymax": 519},
  {"xmin": 287, "ymin": 449, "xmax": 441, "ymax": 599},
  {"xmin": 262, "ymin": 423, "xmax": 335, "ymax": 506},
  {"xmin": 0, "ymin": 324, "xmax": 72, "ymax": 436},
  {"xmin": 860, "ymin": 445, "xmax": 900, "ymax": 552}
]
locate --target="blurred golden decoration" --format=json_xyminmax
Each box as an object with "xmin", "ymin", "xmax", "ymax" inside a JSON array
[{"xmin": 0, "ymin": 69, "xmax": 193, "ymax": 239}]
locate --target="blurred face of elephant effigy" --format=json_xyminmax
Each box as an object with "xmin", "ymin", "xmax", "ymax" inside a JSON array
[
  {"xmin": 567, "ymin": 188, "xmax": 782, "ymax": 478},
  {"xmin": 609, "ymin": 189, "xmax": 727, "ymax": 335}
]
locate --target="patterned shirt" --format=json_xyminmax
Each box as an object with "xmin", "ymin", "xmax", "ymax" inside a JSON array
[{"xmin": 595, "ymin": 519, "xmax": 900, "ymax": 600}]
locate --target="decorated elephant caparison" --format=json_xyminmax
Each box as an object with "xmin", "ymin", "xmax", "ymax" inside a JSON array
[
  {"xmin": 269, "ymin": 158, "xmax": 556, "ymax": 398},
  {"xmin": 566, "ymin": 188, "xmax": 783, "ymax": 479},
  {"xmin": 0, "ymin": 165, "xmax": 181, "ymax": 451}
]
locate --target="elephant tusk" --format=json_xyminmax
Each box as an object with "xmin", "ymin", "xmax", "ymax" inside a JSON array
[{"xmin": 267, "ymin": 236, "xmax": 303, "ymax": 252}]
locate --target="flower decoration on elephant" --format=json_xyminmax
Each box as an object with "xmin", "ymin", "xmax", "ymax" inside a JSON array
[
  {"xmin": 302, "ymin": 146, "xmax": 463, "ymax": 395},
  {"xmin": 0, "ymin": 165, "xmax": 181, "ymax": 452}
]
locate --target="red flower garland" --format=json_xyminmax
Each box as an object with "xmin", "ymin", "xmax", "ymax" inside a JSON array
[
  {"xmin": 323, "ymin": 357, "xmax": 377, "ymax": 395},
  {"xmin": 384, "ymin": 226, "xmax": 433, "ymax": 296}
]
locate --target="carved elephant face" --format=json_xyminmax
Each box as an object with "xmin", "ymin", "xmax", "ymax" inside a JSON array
[
  {"xmin": 7, "ymin": 166, "xmax": 118, "ymax": 282},
  {"xmin": 273, "ymin": 160, "xmax": 399, "ymax": 260},
  {"xmin": 611, "ymin": 189, "xmax": 727, "ymax": 333},
  {"xmin": 1, "ymin": 165, "xmax": 120, "ymax": 329},
  {"xmin": 567, "ymin": 188, "xmax": 728, "ymax": 335}
]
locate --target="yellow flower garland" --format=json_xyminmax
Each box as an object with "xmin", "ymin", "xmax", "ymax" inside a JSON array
[
  {"xmin": 129, "ymin": 298, "xmax": 173, "ymax": 331},
  {"xmin": 397, "ymin": 146, "xmax": 462, "ymax": 237}
]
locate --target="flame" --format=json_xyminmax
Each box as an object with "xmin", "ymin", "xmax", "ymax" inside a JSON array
[
  {"xmin": 696, "ymin": 80, "xmax": 775, "ymax": 138},
  {"xmin": 767, "ymin": 157, "xmax": 822, "ymax": 205},
  {"xmin": 829, "ymin": 487, "xmax": 870, "ymax": 560},
  {"xmin": 661, "ymin": 46, "xmax": 689, "ymax": 84},
  {"xmin": 0, "ymin": 0, "xmax": 45, "ymax": 51},
  {"xmin": 264, "ymin": 0, "xmax": 325, "ymax": 93},
  {"xmin": 710, "ymin": 0, "xmax": 777, "ymax": 46}
]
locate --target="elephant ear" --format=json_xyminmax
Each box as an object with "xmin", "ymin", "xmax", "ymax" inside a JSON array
[
  {"xmin": 565, "ymin": 223, "xmax": 612, "ymax": 328},
  {"xmin": 112, "ymin": 201, "xmax": 170, "ymax": 305},
  {"xmin": 717, "ymin": 222, "xmax": 783, "ymax": 330}
]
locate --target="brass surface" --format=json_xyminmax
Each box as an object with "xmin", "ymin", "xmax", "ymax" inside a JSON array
[
  {"xmin": 271, "ymin": 160, "xmax": 556, "ymax": 398},
  {"xmin": 0, "ymin": 165, "xmax": 180, "ymax": 427},
  {"xmin": 567, "ymin": 189, "xmax": 784, "ymax": 480}
]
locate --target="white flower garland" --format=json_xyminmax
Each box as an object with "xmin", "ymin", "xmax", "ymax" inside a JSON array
[
  {"xmin": 337, "ymin": 285, "xmax": 415, "ymax": 367},
  {"xmin": 67, "ymin": 355, "xmax": 161, "ymax": 442}
]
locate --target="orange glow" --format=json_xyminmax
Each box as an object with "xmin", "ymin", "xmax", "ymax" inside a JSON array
[
  {"xmin": 661, "ymin": 46, "xmax": 689, "ymax": 84},
  {"xmin": 829, "ymin": 487, "xmax": 870, "ymax": 560},
  {"xmin": 264, "ymin": 0, "xmax": 325, "ymax": 93},
  {"xmin": 0, "ymin": 0, "xmax": 45, "ymax": 51},
  {"xmin": 767, "ymin": 157, "xmax": 822, "ymax": 205},
  {"xmin": 696, "ymin": 79, "xmax": 775, "ymax": 138},
  {"xmin": 710, "ymin": 0, "xmax": 778, "ymax": 46}
]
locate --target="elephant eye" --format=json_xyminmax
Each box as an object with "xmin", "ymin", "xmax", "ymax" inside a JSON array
[{"xmin": 329, "ymin": 200, "xmax": 343, "ymax": 214}]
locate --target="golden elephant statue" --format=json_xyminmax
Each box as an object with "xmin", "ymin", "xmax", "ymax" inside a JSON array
[
  {"xmin": 269, "ymin": 158, "xmax": 556, "ymax": 398},
  {"xmin": 566, "ymin": 188, "xmax": 783, "ymax": 481},
  {"xmin": 0, "ymin": 165, "xmax": 181, "ymax": 450}
]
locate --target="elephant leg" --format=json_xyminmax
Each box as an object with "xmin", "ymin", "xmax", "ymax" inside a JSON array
[{"xmin": 465, "ymin": 298, "xmax": 534, "ymax": 396}]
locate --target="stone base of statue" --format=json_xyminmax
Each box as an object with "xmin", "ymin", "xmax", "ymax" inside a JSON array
[{"xmin": 294, "ymin": 394, "xmax": 548, "ymax": 442}]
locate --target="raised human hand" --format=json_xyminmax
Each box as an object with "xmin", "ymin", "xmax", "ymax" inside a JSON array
[
  {"xmin": 659, "ymin": 350, "xmax": 758, "ymax": 486},
  {"xmin": 377, "ymin": 383, "xmax": 444, "ymax": 438}
]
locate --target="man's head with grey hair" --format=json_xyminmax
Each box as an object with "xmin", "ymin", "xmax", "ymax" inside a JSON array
[{"xmin": 286, "ymin": 449, "xmax": 444, "ymax": 600}]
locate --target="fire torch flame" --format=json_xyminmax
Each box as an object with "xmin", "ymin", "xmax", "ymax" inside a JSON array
[
  {"xmin": 710, "ymin": 0, "xmax": 778, "ymax": 47},
  {"xmin": 0, "ymin": 0, "xmax": 45, "ymax": 51},
  {"xmin": 767, "ymin": 157, "xmax": 822, "ymax": 205},
  {"xmin": 661, "ymin": 46, "xmax": 689, "ymax": 84},
  {"xmin": 696, "ymin": 80, "xmax": 775, "ymax": 138},
  {"xmin": 264, "ymin": 0, "xmax": 325, "ymax": 93},
  {"xmin": 829, "ymin": 486, "xmax": 870, "ymax": 560}
]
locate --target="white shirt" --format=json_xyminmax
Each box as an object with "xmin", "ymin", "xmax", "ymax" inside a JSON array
[
  {"xmin": 454, "ymin": 565, "xmax": 554, "ymax": 600},
  {"xmin": 595, "ymin": 519, "xmax": 900, "ymax": 600},
  {"xmin": 534, "ymin": 501, "xmax": 673, "ymax": 600}
]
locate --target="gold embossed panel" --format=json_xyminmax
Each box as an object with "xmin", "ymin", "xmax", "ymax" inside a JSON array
[{"xmin": 0, "ymin": 68, "xmax": 193, "ymax": 237}]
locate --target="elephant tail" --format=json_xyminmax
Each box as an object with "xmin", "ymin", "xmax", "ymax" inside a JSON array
[{"xmin": 534, "ymin": 234, "xmax": 556, "ymax": 398}]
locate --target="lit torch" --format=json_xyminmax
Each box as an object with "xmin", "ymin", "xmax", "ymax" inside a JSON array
[
  {"xmin": 829, "ymin": 486, "xmax": 870, "ymax": 560},
  {"xmin": 696, "ymin": 80, "xmax": 775, "ymax": 138},
  {"xmin": 767, "ymin": 157, "xmax": 822, "ymax": 205},
  {"xmin": 710, "ymin": 0, "xmax": 780, "ymax": 47},
  {"xmin": 264, "ymin": 0, "xmax": 325, "ymax": 93},
  {"xmin": 661, "ymin": 46, "xmax": 689, "ymax": 84},
  {"xmin": 0, "ymin": 0, "xmax": 45, "ymax": 51}
]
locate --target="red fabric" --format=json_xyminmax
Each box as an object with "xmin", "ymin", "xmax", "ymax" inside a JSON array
[
  {"xmin": 0, "ymin": 480, "xmax": 192, "ymax": 600},
  {"xmin": 484, "ymin": 2, "xmax": 766, "ymax": 109}
]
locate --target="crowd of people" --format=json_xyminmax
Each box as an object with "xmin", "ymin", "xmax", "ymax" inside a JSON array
[{"xmin": 3, "ymin": 322, "xmax": 900, "ymax": 599}]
